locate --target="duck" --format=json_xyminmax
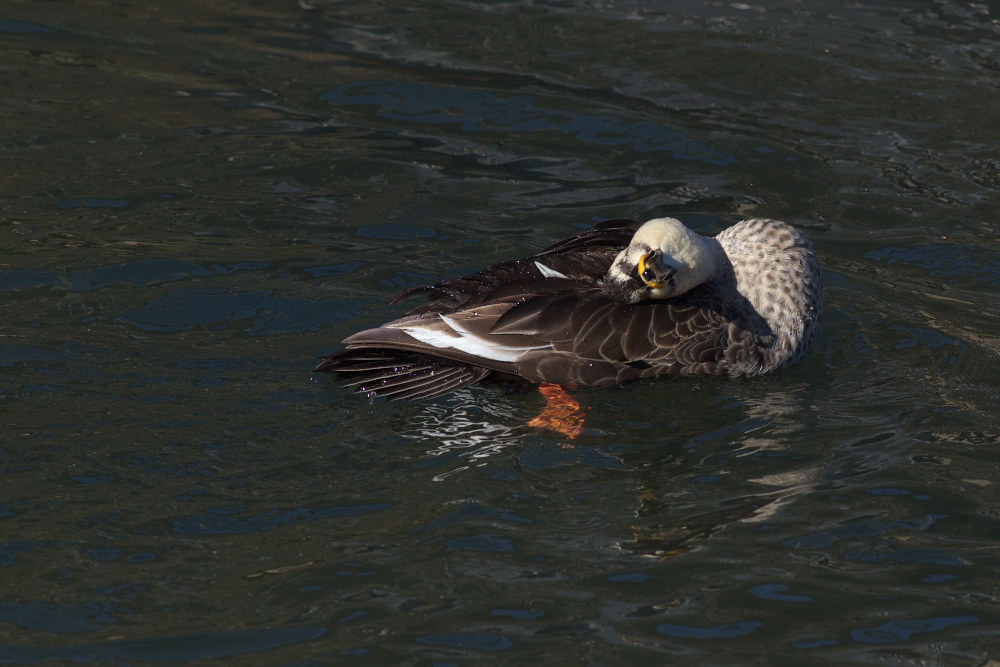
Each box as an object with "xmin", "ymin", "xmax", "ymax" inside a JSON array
[{"xmin": 314, "ymin": 217, "xmax": 823, "ymax": 437}]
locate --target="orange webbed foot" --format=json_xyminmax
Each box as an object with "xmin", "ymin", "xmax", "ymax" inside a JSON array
[{"xmin": 527, "ymin": 383, "xmax": 588, "ymax": 439}]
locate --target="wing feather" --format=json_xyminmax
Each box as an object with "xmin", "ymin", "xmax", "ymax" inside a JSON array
[
  {"xmin": 386, "ymin": 220, "xmax": 640, "ymax": 315},
  {"xmin": 492, "ymin": 287, "xmax": 758, "ymax": 382}
]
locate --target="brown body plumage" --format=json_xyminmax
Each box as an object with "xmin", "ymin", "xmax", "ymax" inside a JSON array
[{"xmin": 314, "ymin": 217, "xmax": 823, "ymax": 400}]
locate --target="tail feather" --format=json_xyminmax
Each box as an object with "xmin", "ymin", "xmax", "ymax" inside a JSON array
[
  {"xmin": 313, "ymin": 348, "xmax": 490, "ymax": 400},
  {"xmin": 382, "ymin": 371, "xmax": 479, "ymax": 401},
  {"xmin": 355, "ymin": 365, "xmax": 466, "ymax": 397}
]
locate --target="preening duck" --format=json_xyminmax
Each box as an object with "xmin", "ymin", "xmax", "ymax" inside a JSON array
[{"xmin": 315, "ymin": 217, "xmax": 823, "ymax": 434}]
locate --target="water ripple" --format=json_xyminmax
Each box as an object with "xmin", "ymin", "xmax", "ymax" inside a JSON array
[{"xmin": 323, "ymin": 81, "xmax": 738, "ymax": 166}]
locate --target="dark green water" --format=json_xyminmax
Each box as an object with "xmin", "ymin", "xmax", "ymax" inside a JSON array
[{"xmin": 1, "ymin": 0, "xmax": 998, "ymax": 664}]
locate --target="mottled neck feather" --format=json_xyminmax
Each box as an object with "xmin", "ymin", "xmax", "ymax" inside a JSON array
[{"xmin": 716, "ymin": 219, "xmax": 824, "ymax": 372}]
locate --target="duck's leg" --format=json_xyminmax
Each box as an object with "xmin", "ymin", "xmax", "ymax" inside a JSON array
[{"xmin": 527, "ymin": 383, "xmax": 588, "ymax": 439}]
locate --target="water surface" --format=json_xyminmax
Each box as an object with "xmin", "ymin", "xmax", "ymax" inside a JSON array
[{"xmin": 1, "ymin": 0, "xmax": 998, "ymax": 664}]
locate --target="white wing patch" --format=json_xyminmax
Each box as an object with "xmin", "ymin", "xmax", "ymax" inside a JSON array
[
  {"xmin": 534, "ymin": 261, "xmax": 569, "ymax": 279},
  {"xmin": 399, "ymin": 314, "xmax": 549, "ymax": 363}
]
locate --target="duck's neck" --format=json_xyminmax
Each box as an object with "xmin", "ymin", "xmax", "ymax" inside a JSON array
[{"xmin": 716, "ymin": 221, "xmax": 823, "ymax": 371}]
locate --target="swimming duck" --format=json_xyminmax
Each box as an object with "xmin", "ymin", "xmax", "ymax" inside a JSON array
[{"xmin": 315, "ymin": 217, "xmax": 823, "ymax": 435}]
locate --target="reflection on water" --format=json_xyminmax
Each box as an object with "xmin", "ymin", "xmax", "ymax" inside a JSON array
[
  {"xmin": 403, "ymin": 390, "xmax": 634, "ymax": 481},
  {"xmin": 405, "ymin": 392, "xmax": 528, "ymax": 480},
  {"xmin": 1, "ymin": 0, "xmax": 999, "ymax": 663}
]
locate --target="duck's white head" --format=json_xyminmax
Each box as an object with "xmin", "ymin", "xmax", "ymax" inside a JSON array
[{"xmin": 604, "ymin": 218, "xmax": 720, "ymax": 304}]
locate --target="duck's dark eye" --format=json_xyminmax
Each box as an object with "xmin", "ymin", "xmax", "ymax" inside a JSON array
[{"xmin": 642, "ymin": 267, "xmax": 657, "ymax": 282}]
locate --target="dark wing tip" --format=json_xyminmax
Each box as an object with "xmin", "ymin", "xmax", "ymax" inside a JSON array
[{"xmin": 314, "ymin": 348, "xmax": 490, "ymax": 401}]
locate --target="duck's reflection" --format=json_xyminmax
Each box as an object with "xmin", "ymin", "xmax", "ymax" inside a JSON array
[
  {"xmin": 398, "ymin": 382, "xmax": 869, "ymax": 560},
  {"xmin": 623, "ymin": 383, "xmax": 836, "ymax": 558},
  {"xmin": 401, "ymin": 390, "xmax": 530, "ymax": 481}
]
